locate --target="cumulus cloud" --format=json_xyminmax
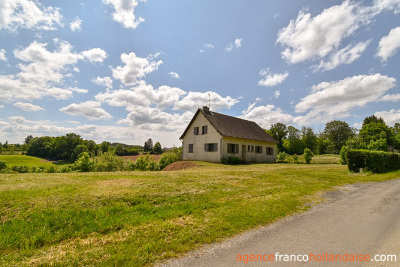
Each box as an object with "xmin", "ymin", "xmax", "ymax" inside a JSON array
[
  {"xmin": 274, "ymin": 90, "xmax": 281, "ymax": 99},
  {"xmin": 13, "ymin": 102, "xmax": 44, "ymax": 111},
  {"xmin": 0, "ymin": 49, "xmax": 6, "ymax": 61},
  {"xmin": 295, "ymin": 74, "xmax": 397, "ymax": 124},
  {"xmin": 60, "ymin": 101, "xmax": 112, "ymax": 120},
  {"xmin": 102, "ymin": 0, "xmax": 145, "ymax": 29},
  {"xmin": 70, "ymin": 17, "xmax": 82, "ymax": 31},
  {"xmin": 173, "ymin": 91, "xmax": 238, "ymax": 111},
  {"xmin": 93, "ymin": 76, "xmax": 113, "ymax": 90},
  {"xmin": 0, "ymin": 105, "xmax": 5, "ymax": 109},
  {"xmin": 376, "ymin": 26, "xmax": 400, "ymax": 61},
  {"xmin": 241, "ymin": 103, "xmax": 295, "ymax": 128},
  {"xmin": 204, "ymin": 44, "xmax": 214, "ymax": 48},
  {"xmin": 169, "ymin": 71, "xmax": 180, "ymax": 79},
  {"xmin": 258, "ymin": 68, "xmax": 289, "ymax": 87},
  {"xmin": 312, "ymin": 40, "xmax": 371, "ymax": 71},
  {"xmin": 82, "ymin": 48, "xmax": 108, "ymax": 63},
  {"xmin": 374, "ymin": 109, "xmax": 400, "ymax": 125},
  {"xmin": 112, "ymin": 52, "xmax": 163, "ymax": 85},
  {"xmin": 225, "ymin": 38, "xmax": 243, "ymax": 52},
  {"xmin": 0, "ymin": 0, "xmax": 63, "ymax": 32},
  {"xmin": 277, "ymin": 1, "xmax": 365, "ymax": 64},
  {"xmin": 0, "ymin": 40, "xmax": 103, "ymax": 102},
  {"xmin": 96, "ymin": 81, "xmax": 186, "ymax": 110}
]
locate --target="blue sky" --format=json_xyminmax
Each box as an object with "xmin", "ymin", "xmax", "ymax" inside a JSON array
[{"xmin": 0, "ymin": 0, "xmax": 399, "ymax": 147}]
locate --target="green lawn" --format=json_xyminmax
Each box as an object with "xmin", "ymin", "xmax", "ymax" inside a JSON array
[
  {"xmin": 1, "ymin": 162, "xmax": 399, "ymax": 266},
  {"xmin": 0, "ymin": 155, "xmax": 54, "ymax": 168}
]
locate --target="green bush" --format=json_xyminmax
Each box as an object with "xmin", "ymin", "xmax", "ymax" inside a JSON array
[
  {"xmin": 276, "ymin": 152, "xmax": 287, "ymax": 162},
  {"xmin": 159, "ymin": 152, "xmax": 180, "ymax": 170},
  {"xmin": 74, "ymin": 152, "xmax": 93, "ymax": 172},
  {"xmin": 303, "ymin": 148, "xmax": 314, "ymax": 164},
  {"xmin": 94, "ymin": 151, "xmax": 124, "ymax": 172},
  {"xmin": 0, "ymin": 160, "xmax": 7, "ymax": 170},
  {"xmin": 11, "ymin": 165, "xmax": 30, "ymax": 173},
  {"xmin": 45, "ymin": 165, "xmax": 56, "ymax": 173},
  {"xmin": 339, "ymin": 145, "xmax": 349, "ymax": 165},
  {"xmin": 347, "ymin": 149, "xmax": 400, "ymax": 173},
  {"xmin": 220, "ymin": 156, "xmax": 242, "ymax": 165},
  {"xmin": 135, "ymin": 154, "xmax": 158, "ymax": 171},
  {"xmin": 292, "ymin": 154, "xmax": 299, "ymax": 163}
]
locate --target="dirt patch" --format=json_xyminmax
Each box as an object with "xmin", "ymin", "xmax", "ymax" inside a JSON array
[
  {"xmin": 162, "ymin": 161, "xmax": 198, "ymax": 171},
  {"xmin": 120, "ymin": 155, "xmax": 162, "ymax": 162}
]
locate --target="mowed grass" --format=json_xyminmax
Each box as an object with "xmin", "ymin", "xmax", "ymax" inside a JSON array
[
  {"xmin": 1, "ymin": 163, "xmax": 399, "ymax": 266},
  {"xmin": 0, "ymin": 155, "xmax": 54, "ymax": 168}
]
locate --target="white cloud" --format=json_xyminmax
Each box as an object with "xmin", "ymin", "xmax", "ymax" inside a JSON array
[
  {"xmin": 225, "ymin": 38, "xmax": 243, "ymax": 52},
  {"xmin": 204, "ymin": 44, "xmax": 214, "ymax": 48},
  {"xmin": 295, "ymin": 74, "xmax": 397, "ymax": 124},
  {"xmin": 0, "ymin": 40, "xmax": 103, "ymax": 102},
  {"xmin": 258, "ymin": 68, "xmax": 289, "ymax": 87},
  {"xmin": 70, "ymin": 17, "xmax": 82, "ymax": 31},
  {"xmin": 112, "ymin": 52, "xmax": 163, "ymax": 85},
  {"xmin": 82, "ymin": 48, "xmax": 108, "ymax": 63},
  {"xmin": 93, "ymin": 76, "xmax": 113, "ymax": 90},
  {"xmin": 379, "ymin": 93, "xmax": 400, "ymax": 102},
  {"xmin": 173, "ymin": 91, "xmax": 238, "ymax": 112},
  {"xmin": 13, "ymin": 102, "xmax": 44, "ymax": 111},
  {"xmin": 376, "ymin": 26, "xmax": 400, "ymax": 61},
  {"xmin": 274, "ymin": 90, "xmax": 281, "ymax": 99},
  {"xmin": 234, "ymin": 38, "xmax": 243, "ymax": 48},
  {"xmin": 241, "ymin": 104, "xmax": 295, "ymax": 128},
  {"xmin": 60, "ymin": 101, "xmax": 112, "ymax": 120},
  {"xmin": 169, "ymin": 71, "xmax": 180, "ymax": 79},
  {"xmin": 312, "ymin": 40, "xmax": 371, "ymax": 71},
  {"xmin": 0, "ymin": 105, "xmax": 4, "ymax": 109},
  {"xmin": 0, "ymin": 0, "xmax": 62, "ymax": 32},
  {"xmin": 374, "ymin": 109, "xmax": 400, "ymax": 125},
  {"xmin": 0, "ymin": 49, "xmax": 6, "ymax": 61},
  {"xmin": 96, "ymin": 81, "xmax": 186, "ymax": 110},
  {"xmin": 102, "ymin": 0, "xmax": 145, "ymax": 29},
  {"xmin": 372, "ymin": 0, "xmax": 400, "ymax": 14}
]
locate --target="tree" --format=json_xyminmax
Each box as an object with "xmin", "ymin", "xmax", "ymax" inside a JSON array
[
  {"xmin": 301, "ymin": 127, "xmax": 317, "ymax": 152},
  {"xmin": 323, "ymin": 120, "xmax": 353, "ymax": 153},
  {"xmin": 24, "ymin": 135, "xmax": 34, "ymax": 145},
  {"xmin": 362, "ymin": 115, "xmax": 385, "ymax": 127},
  {"xmin": 115, "ymin": 143, "xmax": 124, "ymax": 155},
  {"xmin": 359, "ymin": 119, "xmax": 395, "ymax": 151},
  {"xmin": 269, "ymin": 123, "xmax": 288, "ymax": 152},
  {"xmin": 100, "ymin": 141, "xmax": 110, "ymax": 153},
  {"xmin": 144, "ymin": 138, "xmax": 153, "ymax": 153},
  {"xmin": 153, "ymin": 142, "xmax": 162, "ymax": 154},
  {"xmin": 283, "ymin": 126, "xmax": 303, "ymax": 155}
]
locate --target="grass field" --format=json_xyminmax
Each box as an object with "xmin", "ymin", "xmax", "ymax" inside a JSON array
[
  {"xmin": 0, "ymin": 155, "xmax": 54, "ymax": 168},
  {"xmin": 1, "ymin": 161, "xmax": 399, "ymax": 266}
]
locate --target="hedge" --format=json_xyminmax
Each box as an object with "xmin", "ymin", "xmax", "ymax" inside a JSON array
[{"xmin": 346, "ymin": 149, "xmax": 400, "ymax": 173}]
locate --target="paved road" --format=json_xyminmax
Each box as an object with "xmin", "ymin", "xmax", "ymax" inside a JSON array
[{"xmin": 160, "ymin": 178, "xmax": 400, "ymax": 266}]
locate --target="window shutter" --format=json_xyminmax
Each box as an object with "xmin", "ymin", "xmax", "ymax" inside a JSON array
[
  {"xmin": 214, "ymin": 143, "xmax": 218, "ymax": 151},
  {"xmin": 204, "ymin": 143, "xmax": 208, "ymax": 151}
]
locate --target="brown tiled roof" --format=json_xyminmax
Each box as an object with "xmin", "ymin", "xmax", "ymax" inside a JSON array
[{"xmin": 180, "ymin": 108, "xmax": 278, "ymax": 143}]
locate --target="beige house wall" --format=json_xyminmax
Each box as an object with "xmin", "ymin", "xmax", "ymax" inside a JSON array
[
  {"xmin": 182, "ymin": 112, "xmax": 223, "ymax": 162},
  {"xmin": 221, "ymin": 137, "xmax": 276, "ymax": 163}
]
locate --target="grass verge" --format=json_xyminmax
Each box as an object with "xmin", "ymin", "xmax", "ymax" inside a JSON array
[{"xmin": 1, "ymin": 162, "xmax": 399, "ymax": 266}]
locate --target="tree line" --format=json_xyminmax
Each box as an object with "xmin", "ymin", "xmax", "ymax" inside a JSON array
[
  {"xmin": 22, "ymin": 134, "xmax": 143, "ymax": 162},
  {"xmin": 266, "ymin": 115, "xmax": 400, "ymax": 156}
]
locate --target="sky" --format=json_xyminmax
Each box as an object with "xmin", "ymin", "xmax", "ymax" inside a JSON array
[{"xmin": 0, "ymin": 0, "xmax": 400, "ymax": 147}]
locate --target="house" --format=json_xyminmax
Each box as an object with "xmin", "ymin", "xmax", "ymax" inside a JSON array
[{"xmin": 180, "ymin": 106, "xmax": 278, "ymax": 163}]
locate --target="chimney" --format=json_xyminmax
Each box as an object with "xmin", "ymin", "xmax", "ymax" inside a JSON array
[{"xmin": 203, "ymin": 106, "xmax": 211, "ymax": 114}]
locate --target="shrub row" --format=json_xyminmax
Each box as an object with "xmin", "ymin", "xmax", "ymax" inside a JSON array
[{"xmin": 346, "ymin": 149, "xmax": 400, "ymax": 173}]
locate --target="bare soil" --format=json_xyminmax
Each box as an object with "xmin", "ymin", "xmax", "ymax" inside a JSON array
[{"xmin": 162, "ymin": 161, "xmax": 198, "ymax": 171}]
